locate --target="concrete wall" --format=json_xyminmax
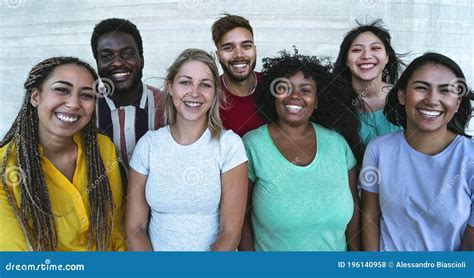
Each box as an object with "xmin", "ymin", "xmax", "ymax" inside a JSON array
[{"xmin": 1, "ymin": 0, "xmax": 473, "ymax": 136}]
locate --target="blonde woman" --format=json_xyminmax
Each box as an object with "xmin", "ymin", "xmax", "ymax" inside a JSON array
[{"xmin": 125, "ymin": 49, "xmax": 248, "ymax": 251}]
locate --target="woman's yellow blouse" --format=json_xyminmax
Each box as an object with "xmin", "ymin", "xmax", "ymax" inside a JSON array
[{"xmin": 0, "ymin": 133, "xmax": 126, "ymax": 251}]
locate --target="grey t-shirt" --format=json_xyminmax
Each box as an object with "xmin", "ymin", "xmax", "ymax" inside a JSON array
[
  {"xmin": 129, "ymin": 126, "xmax": 248, "ymax": 251},
  {"xmin": 360, "ymin": 131, "xmax": 474, "ymax": 251}
]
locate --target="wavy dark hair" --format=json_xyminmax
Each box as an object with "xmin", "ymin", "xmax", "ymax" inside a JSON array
[
  {"xmin": 333, "ymin": 19, "xmax": 404, "ymax": 87},
  {"xmin": 332, "ymin": 19, "xmax": 406, "ymax": 158},
  {"xmin": 1, "ymin": 57, "xmax": 116, "ymax": 250},
  {"xmin": 385, "ymin": 52, "xmax": 473, "ymax": 137},
  {"xmin": 256, "ymin": 49, "xmax": 364, "ymax": 164}
]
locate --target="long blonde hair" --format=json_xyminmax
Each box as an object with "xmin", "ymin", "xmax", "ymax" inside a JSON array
[{"xmin": 163, "ymin": 48, "xmax": 223, "ymax": 138}]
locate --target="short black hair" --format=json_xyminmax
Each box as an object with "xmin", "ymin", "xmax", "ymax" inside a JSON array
[
  {"xmin": 91, "ymin": 18, "xmax": 143, "ymax": 61},
  {"xmin": 256, "ymin": 49, "xmax": 364, "ymax": 163},
  {"xmin": 385, "ymin": 52, "xmax": 473, "ymax": 137}
]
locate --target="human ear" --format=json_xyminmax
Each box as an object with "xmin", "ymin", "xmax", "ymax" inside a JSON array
[
  {"xmin": 30, "ymin": 88, "xmax": 40, "ymax": 107},
  {"xmin": 455, "ymin": 97, "xmax": 461, "ymax": 113},
  {"xmin": 397, "ymin": 90, "xmax": 406, "ymax": 105},
  {"xmin": 215, "ymin": 50, "xmax": 222, "ymax": 63},
  {"xmin": 166, "ymin": 83, "xmax": 173, "ymax": 96}
]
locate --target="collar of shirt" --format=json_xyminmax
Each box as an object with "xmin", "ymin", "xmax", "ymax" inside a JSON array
[
  {"xmin": 104, "ymin": 81, "xmax": 148, "ymax": 111},
  {"xmin": 37, "ymin": 132, "xmax": 83, "ymax": 157}
]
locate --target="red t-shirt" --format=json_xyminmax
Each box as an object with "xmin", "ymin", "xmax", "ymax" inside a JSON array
[{"xmin": 219, "ymin": 72, "xmax": 266, "ymax": 137}]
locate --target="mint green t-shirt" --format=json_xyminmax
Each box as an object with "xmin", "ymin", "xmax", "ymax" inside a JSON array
[
  {"xmin": 359, "ymin": 109, "xmax": 402, "ymax": 146},
  {"xmin": 243, "ymin": 123, "xmax": 356, "ymax": 251}
]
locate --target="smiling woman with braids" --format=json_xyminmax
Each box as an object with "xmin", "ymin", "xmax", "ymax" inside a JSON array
[{"xmin": 0, "ymin": 57, "xmax": 125, "ymax": 251}]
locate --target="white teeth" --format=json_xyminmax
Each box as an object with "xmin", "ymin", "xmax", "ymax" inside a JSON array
[
  {"xmin": 56, "ymin": 113, "xmax": 78, "ymax": 123},
  {"xmin": 184, "ymin": 101, "xmax": 202, "ymax": 107},
  {"xmin": 112, "ymin": 72, "xmax": 130, "ymax": 78},
  {"xmin": 233, "ymin": 63, "xmax": 246, "ymax": 68},
  {"xmin": 359, "ymin": 64, "xmax": 375, "ymax": 69},
  {"xmin": 418, "ymin": 109, "xmax": 442, "ymax": 118},
  {"xmin": 285, "ymin": 105, "xmax": 303, "ymax": 113}
]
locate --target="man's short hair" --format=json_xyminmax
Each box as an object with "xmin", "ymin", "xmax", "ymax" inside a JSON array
[
  {"xmin": 91, "ymin": 18, "xmax": 143, "ymax": 61},
  {"xmin": 211, "ymin": 14, "xmax": 253, "ymax": 47}
]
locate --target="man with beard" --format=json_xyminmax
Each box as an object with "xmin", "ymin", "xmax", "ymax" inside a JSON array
[
  {"xmin": 212, "ymin": 14, "xmax": 265, "ymax": 136},
  {"xmin": 91, "ymin": 18, "xmax": 164, "ymax": 171}
]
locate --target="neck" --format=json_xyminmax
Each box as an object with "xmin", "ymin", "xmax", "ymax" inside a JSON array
[
  {"xmin": 351, "ymin": 75, "xmax": 386, "ymax": 98},
  {"xmin": 171, "ymin": 117, "xmax": 207, "ymax": 145},
  {"xmin": 403, "ymin": 127, "xmax": 457, "ymax": 156},
  {"xmin": 223, "ymin": 72, "xmax": 256, "ymax": 97},
  {"xmin": 111, "ymin": 82, "xmax": 142, "ymax": 107},
  {"xmin": 273, "ymin": 121, "xmax": 313, "ymax": 139},
  {"xmin": 39, "ymin": 133, "xmax": 76, "ymax": 158}
]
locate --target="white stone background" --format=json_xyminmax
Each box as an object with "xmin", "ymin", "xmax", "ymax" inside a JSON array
[{"xmin": 0, "ymin": 0, "xmax": 473, "ymax": 137}]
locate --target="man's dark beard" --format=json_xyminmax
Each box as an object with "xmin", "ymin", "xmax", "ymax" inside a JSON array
[{"xmin": 220, "ymin": 61, "xmax": 256, "ymax": 82}]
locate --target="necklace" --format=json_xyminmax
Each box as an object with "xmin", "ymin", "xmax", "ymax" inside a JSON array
[{"xmin": 222, "ymin": 72, "xmax": 257, "ymax": 96}]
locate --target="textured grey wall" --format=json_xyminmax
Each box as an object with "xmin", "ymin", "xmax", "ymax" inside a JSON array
[{"xmin": 1, "ymin": 0, "xmax": 473, "ymax": 136}]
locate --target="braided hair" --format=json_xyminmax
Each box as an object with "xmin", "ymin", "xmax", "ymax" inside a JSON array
[{"xmin": 1, "ymin": 57, "xmax": 115, "ymax": 251}]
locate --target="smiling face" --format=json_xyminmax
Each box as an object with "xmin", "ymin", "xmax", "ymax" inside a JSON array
[
  {"xmin": 274, "ymin": 71, "xmax": 318, "ymax": 127},
  {"xmin": 398, "ymin": 63, "xmax": 461, "ymax": 135},
  {"xmin": 30, "ymin": 64, "xmax": 96, "ymax": 144},
  {"xmin": 216, "ymin": 27, "xmax": 257, "ymax": 82},
  {"xmin": 347, "ymin": 31, "xmax": 389, "ymax": 83},
  {"xmin": 96, "ymin": 31, "xmax": 143, "ymax": 96},
  {"xmin": 168, "ymin": 60, "xmax": 216, "ymax": 125}
]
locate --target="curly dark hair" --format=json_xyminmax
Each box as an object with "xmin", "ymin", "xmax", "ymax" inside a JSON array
[
  {"xmin": 385, "ymin": 52, "xmax": 473, "ymax": 137},
  {"xmin": 256, "ymin": 49, "xmax": 364, "ymax": 164},
  {"xmin": 90, "ymin": 18, "xmax": 143, "ymax": 61}
]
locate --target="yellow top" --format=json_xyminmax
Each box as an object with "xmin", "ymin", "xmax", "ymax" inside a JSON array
[{"xmin": 0, "ymin": 133, "xmax": 126, "ymax": 251}]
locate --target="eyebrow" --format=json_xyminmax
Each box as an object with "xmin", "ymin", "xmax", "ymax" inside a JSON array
[
  {"xmin": 220, "ymin": 40, "xmax": 254, "ymax": 47},
  {"xmin": 98, "ymin": 46, "xmax": 135, "ymax": 52},
  {"xmin": 52, "ymin": 81, "xmax": 93, "ymax": 91},
  {"xmin": 178, "ymin": 75, "xmax": 213, "ymax": 82},
  {"xmin": 412, "ymin": 80, "xmax": 455, "ymax": 88},
  {"xmin": 297, "ymin": 83, "xmax": 315, "ymax": 88},
  {"xmin": 52, "ymin": 80, "xmax": 73, "ymax": 86},
  {"xmin": 351, "ymin": 42, "xmax": 384, "ymax": 47}
]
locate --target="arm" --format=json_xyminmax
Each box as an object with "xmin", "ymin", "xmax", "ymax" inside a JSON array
[
  {"xmin": 361, "ymin": 190, "xmax": 381, "ymax": 251},
  {"xmin": 238, "ymin": 179, "xmax": 255, "ymax": 251},
  {"xmin": 460, "ymin": 225, "xmax": 474, "ymax": 251},
  {"xmin": 211, "ymin": 162, "xmax": 248, "ymax": 251},
  {"xmin": 345, "ymin": 168, "xmax": 361, "ymax": 251},
  {"xmin": 125, "ymin": 168, "xmax": 153, "ymax": 251}
]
